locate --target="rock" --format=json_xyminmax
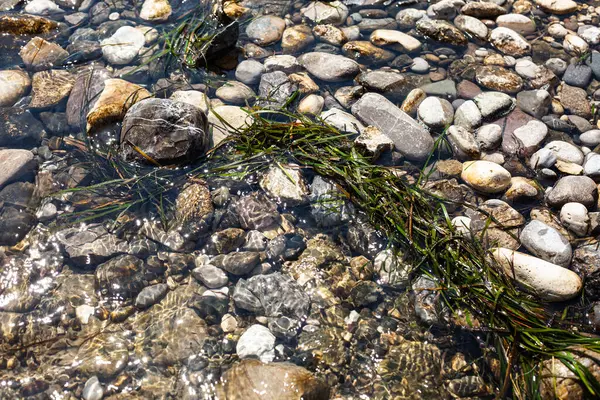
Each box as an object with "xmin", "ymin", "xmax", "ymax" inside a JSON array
[
  {"xmin": 66, "ymin": 67, "xmax": 110, "ymax": 128},
  {"xmin": 489, "ymin": 27, "xmax": 531, "ymax": 57},
  {"xmin": 473, "ymin": 91, "xmax": 513, "ymax": 119},
  {"xmin": 0, "ymin": 14, "xmax": 58, "ymax": 35},
  {"xmin": 454, "ymin": 100, "xmax": 482, "ymax": 131},
  {"xmin": 546, "ymin": 57, "xmax": 568, "ymax": 76},
  {"xmin": 421, "ymin": 79, "xmax": 458, "ymax": 99},
  {"xmin": 175, "ymin": 181, "xmax": 212, "ymax": 223},
  {"xmin": 396, "ymin": 8, "xmax": 426, "ymax": 29},
  {"xmin": 560, "ymin": 84, "xmax": 591, "ymax": 118},
  {"xmin": 208, "ymin": 105, "xmax": 253, "ymax": 146},
  {"xmin": 0, "ymin": 70, "xmax": 30, "ymax": 107},
  {"xmin": 101, "ymin": 26, "xmax": 145, "ymax": 65},
  {"xmin": 534, "ymin": 0, "xmax": 577, "ymax": 14},
  {"xmin": 170, "ymin": 90, "xmax": 209, "ymax": 113},
  {"xmin": 86, "ymin": 78, "xmax": 151, "ymax": 133},
  {"xmin": 301, "ymin": 1, "xmax": 348, "ymax": 26},
  {"xmin": 351, "ymin": 92, "xmax": 434, "ymax": 161},
  {"xmin": 192, "ymin": 264, "xmax": 228, "ymax": 288},
  {"xmin": 139, "ymin": 0, "xmax": 171, "ymax": 22},
  {"xmin": 491, "ymin": 248, "xmax": 582, "ymax": 301},
  {"xmin": 374, "ymin": 249, "xmax": 410, "ymax": 287},
  {"xmin": 560, "ymin": 202, "xmax": 590, "ymax": 236},
  {"xmin": 355, "ymin": 70, "xmax": 410, "ymax": 100},
  {"xmin": 410, "ymin": 57, "xmax": 429, "ymax": 73},
  {"xmin": 454, "ymin": 15, "xmax": 488, "ymax": 41},
  {"xmin": 447, "ymin": 125, "xmax": 480, "ymax": 160},
  {"xmin": 215, "ymin": 81, "xmax": 255, "ymax": 105},
  {"xmin": 19, "ymin": 37, "xmax": 67, "ymax": 71},
  {"xmin": 135, "ymin": 284, "xmax": 168, "ymax": 309},
  {"xmin": 580, "ymin": 130, "xmax": 600, "ymax": 147},
  {"xmin": 246, "ymin": 15, "xmax": 286, "ymax": 46},
  {"xmin": 313, "ymin": 24, "xmax": 346, "ymax": 46},
  {"xmin": 416, "ymin": 19, "xmax": 467, "ymax": 46},
  {"xmin": 563, "ymin": 34, "xmax": 589, "ymax": 55},
  {"xmin": 354, "ymin": 125, "xmax": 393, "ymax": 159},
  {"xmin": 476, "ymin": 124, "xmax": 502, "ymax": 150},
  {"xmin": 342, "ymin": 40, "xmax": 395, "ymax": 65},
  {"xmin": 258, "ymin": 71, "xmax": 297, "ymax": 109},
  {"xmin": 82, "ymin": 376, "xmax": 103, "ymax": 400},
  {"xmin": 96, "ymin": 255, "xmax": 148, "ymax": 299},
  {"xmin": 461, "ymin": 160, "xmax": 511, "ymax": 193},
  {"xmin": 504, "ymin": 176, "xmax": 541, "ymax": 202},
  {"xmin": 235, "ymin": 59, "xmax": 265, "ymax": 85},
  {"xmin": 234, "ymin": 192, "xmax": 279, "ymax": 230},
  {"xmin": 216, "ymin": 359, "xmax": 330, "ymax": 400},
  {"xmin": 512, "ymin": 120, "xmax": 548, "ymax": 155},
  {"xmin": 520, "ymin": 220, "xmax": 572, "ymax": 267},
  {"xmin": 282, "ymin": 24, "xmax": 314, "ymax": 54},
  {"xmin": 579, "ymin": 25, "xmax": 600, "ymax": 45},
  {"xmin": 236, "ymin": 324, "xmax": 276, "ymax": 363},
  {"xmin": 496, "ymin": 13, "xmax": 536, "ymax": 35},
  {"xmin": 517, "ymin": 89, "xmax": 551, "ymax": 119},
  {"xmin": 461, "ymin": 1, "xmax": 506, "ymax": 18},
  {"xmin": 29, "ymin": 69, "xmax": 75, "ymax": 109},
  {"xmin": 546, "ymin": 176, "xmax": 598, "ymax": 209},
  {"xmin": 0, "ymin": 149, "xmax": 35, "ymax": 190},
  {"xmin": 310, "ymin": 175, "xmax": 354, "ymax": 227},
  {"xmin": 401, "ymin": 88, "xmax": 426, "ymax": 116},
  {"xmin": 297, "ymin": 94, "xmax": 324, "ymax": 115},
  {"xmin": 563, "ymin": 64, "xmax": 592, "ymax": 88},
  {"xmin": 370, "ymin": 29, "xmax": 421, "ymax": 53},
  {"xmin": 119, "ymin": 98, "xmax": 208, "ymax": 165},
  {"xmin": 544, "ymin": 141, "xmax": 584, "ymax": 165},
  {"xmin": 321, "ymin": 108, "xmax": 365, "ymax": 135},
  {"xmin": 264, "ymin": 55, "xmax": 300, "ymax": 74},
  {"xmin": 475, "ymin": 66, "xmax": 523, "ymax": 94},
  {"xmin": 260, "ymin": 164, "xmax": 309, "ymax": 206},
  {"xmin": 417, "ymin": 96, "xmax": 454, "ymax": 129},
  {"xmin": 212, "ymin": 251, "xmax": 260, "ymax": 275}
]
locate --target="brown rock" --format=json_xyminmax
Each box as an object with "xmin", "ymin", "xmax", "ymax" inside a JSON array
[
  {"xmin": 475, "ymin": 65, "xmax": 523, "ymax": 94},
  {"xmin": 86, "ymin": 78, "xmax": 151, "ymax": 133},
  {"xmin": 560, "ymin": 83, "xmax": 591, "ymax": 118},
  {"xmin": 457, "ymin": 79, "xmax": 482, "ymax": 99},
  {"xmin": 342, "ymin": 40, "xmax": 395, "ymax": 65},
  {"xmin": 176, "ymin": 180, "xmax": 213, "ymax": 222},
  {"xmin": 19, "ymin": 37, "xmax": 68, "ymax": 71},
  {"xmin": 29, "ymin": 69, "xmax": 75, "ymax": 109},
  {"xmin": 0, "ymin": 14, "xmax": 58, "ymax": 35},
  {"xmin": 216, "ymin": 359, "xmax": 330, "ymax": 400}
]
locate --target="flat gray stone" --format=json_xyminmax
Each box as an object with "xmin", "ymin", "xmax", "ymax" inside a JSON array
[{"xmin": 520, "ymin": 220, "xmax": 572, "ymax": 267}]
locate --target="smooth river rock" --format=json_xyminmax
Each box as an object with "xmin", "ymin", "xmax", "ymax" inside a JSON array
[
  {"xmin": 461, "ymin": 160, "xmax": 512, "ymax": 193},
  {"xmin": 519, "ymin": 220, "xmax": 572, "ymax": 267},
  {"xmin": 297, "ymin": 52, "xmax": 361, "ymax": 82}
]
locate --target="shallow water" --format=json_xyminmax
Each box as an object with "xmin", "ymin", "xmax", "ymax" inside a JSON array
[{"xmin": 1, "ymin": 0, "xmax": 600, "ymax": 399}]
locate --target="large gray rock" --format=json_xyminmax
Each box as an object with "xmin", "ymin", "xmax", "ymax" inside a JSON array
[
  {"xmin": 351, "ymin": 92, "xmax": 434, "ymax": 161},
  {"xmin": 258, "ymin": 71, "xmax": 298, "ymax": 109},
  {"xmin": 546, "ymin": 176, "xmax": 598, "ymax": 209},
  {"xmin": 297, "ymin": 52, "xmax": 360, "ymax": 82},
  {"xmin": 119, "ymin": 98, "xmax": 209, "ymax": 165},
  {"xmin": 236, "ymin": 324, "xmax": 276, "ymax": 363},
  {"xmin": 520, "ymin": 220, "xmax": 572, "ymax": 267},
  {"xmin": 0, "ymin": 149, "xmax": 36, "ymax": 190}
]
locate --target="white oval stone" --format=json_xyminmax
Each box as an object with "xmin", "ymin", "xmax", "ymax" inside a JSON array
[
  {"xmin": 560, "ymin": 202, "xmax": 590, "ymax": 237},
  {"xmin": 563, "ymin": 34, "xmax": 589, "ymax": 55},
  {"xmin": 491, "ymin": 248, "xmax": 582, "ymax": 302},
  {"xmin": 101, "ymin": 26, "xmax": 145, "ymax": 65},
  {"xmin": 461, "ymin": 160, "xmax": 512, "ymax": 193}
]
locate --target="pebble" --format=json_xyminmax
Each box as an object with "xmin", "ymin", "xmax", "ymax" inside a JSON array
[
  {"xmin": 535, "ymin": 0, "xmax": 578, "ymax": 15},
  {"xmin": 101, "ymin": 26, "xmax": 145, "ymax": 65},
  {"xmin": 546, "ymin": 175, "xmax": 598, "ymax": 209},
  {"xmin": 192, "ymin": 265, "xmax": 229, "ymax": 288},
  {"xmin": 519, "ymin": 220, "xmax": 572, "ymax": 267},
  {"xmin": 563, "ymin": 64, "xmax": 592, "ymax": 88},
  {"xmin": 302, "ymin": 1, "xmax": 348, "ymax": 25},
  {"xmin": 235, "ymin": 59, "xmax": 265, "ymax": 85},
  {"xmin": 0, "ymin": 149, "xmax": 35, "ymax": 190},
  {"xmin": 139, "ymin": 0, "xmax": 171, "ymax": 22},
  {"xmin": 417, "ymin": 96, "xmax": 454, "ymax": 128},
  {"xmin": 489, "ymin": 27, "xmax": 531, "ymax": 57},
  {"xmin": 297, "ymin": 52, "xmax": 360, "ymax": 82},
  {"xmin": 410, "ymin": 57, "xmax": 429, "ymax": 73},
  {"xmin": 454, "ymin": 100, "xmax": 482, "ymax": 131},
  {"xmin": 461, "ymin": 160, "xmax": 512, "ymax": 193},
  {"xmin": 215, "ymin": 81, "xmax": 256, "ymax": 105},
  {"xmin": 491, "ymin": 248, "xmax": 582, "ymax": 302},
  {"xmin": 476, "ymin": 124, "xmax": 502, "ymax": 150},
  {"xmin": 236, "ymin": 324, "xmax": 276, "ymax": 363},
  {"xmin": 560, "ymin": 202, "xmax": 590, "ymax": 236},
  {"xmin": 135, "ymin": 284, "xmax": 169, "ymax": 309},
  {"xmin": 297, "ymin": 94, "xmax": 324, "ymax": 115},
  {"xmin": 0, "ymin": 70, "xmax": 31, "ymax": 107},
  {"xmin": 473, "ymin": 91, "xmax": 514, "ymax": 119},
  {"xmin": 246, "ymin": 15, "xmax": 286, "ymax": 46},
  {"xmin": 82, "ymin": 376, "xmax": 103, "ymax": 400},
  {"xmin": 563, "ymin": 34, "xmax": 589, "ymax": 55}
]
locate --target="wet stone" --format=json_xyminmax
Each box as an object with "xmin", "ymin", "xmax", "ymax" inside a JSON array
[
  {"xmin": 211, "ymin": 251, "xmax": 260, "ymax": 275},
  {"xmin": 135, "ymin": 283, "xmax": 169, "ymax": 309},
  {"xmin": 192, "ymin": 264, "xmax": 229, "ymax": 288},
  {"xmin": 95, "ymin": 255, "xmax": 148, "ymax": 299}
]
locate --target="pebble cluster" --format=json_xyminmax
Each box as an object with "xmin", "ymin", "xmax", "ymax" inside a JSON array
[{"xmin": 2, "ymin": 0, "xmax": 600, "ymax": 398}]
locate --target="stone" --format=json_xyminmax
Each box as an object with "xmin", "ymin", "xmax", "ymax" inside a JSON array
[
  {"xmin": 86, "ymin": 78, "xmax": 151, "ymax": 133},
  {"xmin": 175, "ymin": 181, "xmax": 213, "ymax": 222},
  {"xmin": 476, "ymin": 124, "xmax": 502, "ymax": 150},
  {"xmin": 580, "ymin": 130, "xmax": 600, "ymax": 147},
  {"xmin": 237, "ymin": 324, "xmax": 276, "ymax": 363},
  {"xmin": 28, "ymin": 69, "xmax": 75, "ymax": 109},
  {"xmin": 170, "ymin": 90, "xmax": 209, "ymax": 113},
  {"xmin": 0, "ymin": 149, "xmax": 35, "ymax": 190},
  {"xmin": 546, "ymin": 57, "xmax": 568, "ymax": 76},
  {"xmin": 416, "ymin": 19, "xmax": 467, "ymax": 46},
  {"xmin": 192, "ymin": 264, "xmax": 228, "ymax": 288},
  {"xmin": 496, "ymin": 13, "xmax": 536, "ymax": 35},
  {"xmin": 544, "ymin": 141, "xmax": 584, "ymax": 165},
  {"xmin": 396, "ymin": 8, "xmax": 426, "ymax": 30},
  {"xmin": 19, "ymin": 37, "xmax": 68, "ymax": 71},
  {"xmin": 447, "ymin": 125, "xmax": 480, "ymax": 160},
  {"xmin": 491, "ymin": 248, "xmax": 581, "ymax": 302},
  {"xmin": 258, "ymin": 71, "xmax": 297, "ymax": 109},
  {"xmin": 560, "ymin": 202, "xmax": 590, "ymax": 236},
  {"xmin": 208, "ymin": 105, "xmax": 253, "ymax": 146},
  {"xmin": 302, "ymin": 1, "xmax": 348, "ymax": 26},
  {"xmin": 475, "ymin": 65, "xmax": 523, "ymax": 94},
  {"xmin": 342, "ymin": 40, "xmax": 395, "ymax": 65},
  {"xmin": 216, "ymin": 359, "xmax": 330, "ymax": 400},
  {"xmin": 246, "ymin": 15, "xmax": 286, "ymax": 46},
  {"xmin": 101, "ymin": 26, "xmax": 145, "ymax": 65},
  {"xmin": 297, "ymin": 94, "xmax": 324, "ymax": 115},
  {"xmin": 320, "ymin": 108, "xmax": 365, "ymax": 134},
  {"xmin": 461, "ymin": 160, "xmax": 512, "ymax": 193},
  {"xmin": 563, "ymin": 64, "xmax": 592, "ymax": 88},
  {"xmin": 264, "ymin": 55, "xmax": 300, "ymax": 74},
  {"xmin": 563, "ymin": 34, "xmax": 589, "ymax": 55},
  {"xmin": 82, "ymin": 376, "xmax": 103, "ymax": 400},
  {"xmin": 119, "ymin": 98, "xmax": 209, "ymax": 165},
  {"xmin": 584, "ymin": 154, "xmax": 600, "ymax": 179},
  {"xmin": 421, "ymin": 79, "xmax": 457, "ymax": 99},
  {"xmin": 215, "ymin": 81, "xmax": 255, "ymax": 105},
  {"xmin": 139, "ymin": 0, "xmax": 171, "ymax": 22},
  {"xmin": 410, "ymin": 57, "xmax": 429, "ymax": 73},
  {"xmin": 520, "ymin": 220, "xmax": 572, "ymax": 267},
  {"xmin": 354, "ymin": 125, "xmax": 393, "ymax": 159},
  {"xmin": 560, "ymin": 84, "xmax": 591, "ymax": 118},
  {"xmin": 310, "ymin": 176, "xmax": 354, "ymax": 227},
  {"xmin": 370, "ymin": 29, "xmax": 421, "ymax": 53},
  {"xmin": 212, "ymin": 251, "xmax": 260, "ymax": 275},
  {"xmin": 0, "ymin": 14, "xmax": 58, "ymax": 35},
  {"xmin": 454, "ymin": 100, "xmax": 482, "ymax": 131},
  {"xmin": 0, "ymin": 70, "xmax": 30, "ymax": 107},
  {"xmin": 313, "ymin": 24, "xmax": 345, "ymax": 46},
  {"xmin": 504, "ymin": 177, "xmax": 541, "ymax": 203},
  {"xmin": 66, "ymin": 67, "xmax": 110, "ymax": 127},
  {"xmin": 517, "ymin": 89, "xmax": 551, "ymax": 119},
  {"xmin": 282, "ymin": 24, "xmax": 314, "ymax": 54},
  {"xmin": 135, "ymin": 284, "xmax": 168, "ymax": 309},
  {"xmin": 260, "ymin": 164, "xmax": 309, "ymax": 206},
  {"xmin": 546, "ymin": 176, "xmax": 598, "ymax": 209},
  {"xmin": 512, "ymin": 120, "xmax": 548, "ymax": 155},
  {"xmin": 579, "ymin": 25, "xmax": 600, "ymax": 45},
  {"xmin": 489, "ymin": 27, "xmax": 531, "ymax": 57},
  {"xmin": 401, "ymin": 88, "xmax": 426, "ymax": 116},
  {"xmin": 234, "ymin": 192, "xmax": 279, "ymax": 230},
  {"xmin": 235, "ymin": 59, "xmax": 264, "ymax": 85},
  {"xmin": 534, "ymin": 0, "xmax": 577, "ymax": 14},
  {"xmin": 454, "ymin": 15, "xmax": 488, "ymax": 41},
  {"xmin": 473, "ymin": 92, "xmax": 513, "ymax": 119},
  {"xmin": 351, "ymin": 92, "xmax": 434, "ymax": 161},
  {"xmin": 374, "ymin": 249, "xmax": 410, "ymax": 287},
  {"xmin": 461, "ymin": 1, "xmax": 506, "ymax": 18},
  {"xmin": 96, "ymin": 255, "xmax": 147, "ymax": 299},
  {"xmin": 355, "ymin": 70, "xmax": 410, "ymax": 100},
  {"xmin": 417, "ymin": 96, "xmax": 454, "ymax": 129},
  {"xmin": 24, "ymin": 0, "xmax": 62, "ymax": 14}
]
